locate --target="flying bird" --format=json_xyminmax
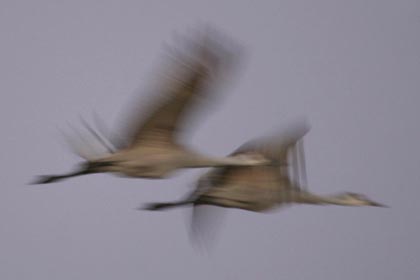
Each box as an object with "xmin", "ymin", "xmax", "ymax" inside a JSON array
[
  {"xmin": 32, "ymin": 32, "xmax": 268, "ymax": 184},
  {"xmin": 143, "ymin": 121, "xmax": 386, "ymax": 213}
]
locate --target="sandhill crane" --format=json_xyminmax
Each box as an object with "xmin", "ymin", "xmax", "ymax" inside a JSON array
[
  {"xmin": 143, "ymin": 121, "xmax": 386, "ymax": 212},
  {"xmin": 32, "ymin": 32, "xmax": 269, "ymax": 184}
]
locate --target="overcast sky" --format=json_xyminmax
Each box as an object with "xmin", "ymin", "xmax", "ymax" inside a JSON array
[{"xmin": 1, "ymin": 0, "xmax": 419, "ymax": 279}]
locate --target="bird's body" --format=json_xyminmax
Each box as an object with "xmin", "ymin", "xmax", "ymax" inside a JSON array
[{"xmin": 33, "ymin": 32, "xmax": 268, "ymax": 184}]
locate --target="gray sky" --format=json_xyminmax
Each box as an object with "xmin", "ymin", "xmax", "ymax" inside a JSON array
[{"xmin": 1, "ymin": 0, "xmax": 419, "ymax": 279}]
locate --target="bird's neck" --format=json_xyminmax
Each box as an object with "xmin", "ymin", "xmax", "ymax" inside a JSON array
[
  {"xmin": 183, "ymin": 153, "xmax": 264, "ymax": 168},
  {"xmin": 296, "ymin": 192, "xmax": 354, "ymax": 206}
]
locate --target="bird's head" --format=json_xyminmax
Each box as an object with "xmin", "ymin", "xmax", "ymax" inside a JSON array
[{"xmin": 336, "ymin": 192, "xmax": 388, "ymax": 207}]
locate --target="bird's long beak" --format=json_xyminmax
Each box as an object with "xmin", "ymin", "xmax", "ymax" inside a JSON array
[{"xmin": 369, "ymin": 201, "xmax": 389, "ymax": 207}]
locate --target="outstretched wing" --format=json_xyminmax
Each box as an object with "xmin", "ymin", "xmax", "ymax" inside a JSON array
[
  {"xmin": 118, "ymin": 32, "xmax": 238, "ymax": 148},
  {"xmin": 233, "ymin": 119, "xmax": 310, "ymax": 162},
  {"xmin": 191, "ymin": 120, "xmax": 310, "ymax": 211}
]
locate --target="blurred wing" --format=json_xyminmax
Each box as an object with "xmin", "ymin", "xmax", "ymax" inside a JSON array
[
  {"xmin": 128, "ymin": 64, "xmax": 210, "ymax": 147},
  {"xmin": 119, "ymin": 34, "xmax": 237, "ymax": 148},
  {"xmin": 190, "ymin": 204, "xmax": 227, "ymax": 250},
  {"xmin": 190, "ymin": 120, "xmax": 311, "ymax": 211},
  {"xmin": 232, "ymin": 121, "xmax": 310, "ymax": 198},
  {"xmin": 188, "ymin": 131, "xmax": 309, "ymax": 244},
  {"xmin": 233, "ymin": 119, "xmax": 310, "ymax": 162},
  {"xmin": 289, "ymin": 139, "xmax": 308, "ymax": 190}
]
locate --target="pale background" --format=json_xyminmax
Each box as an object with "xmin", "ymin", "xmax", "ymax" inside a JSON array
[{"xmin": 1, "ymin": 0, "xmax": 419, "ymax": 279}]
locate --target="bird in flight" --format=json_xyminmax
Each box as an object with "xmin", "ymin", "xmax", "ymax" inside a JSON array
[
  {"xmin": 32, "ymin": 32, "xmax": 269, "ymax": 184},
  {"xmin": 143, "ymin": 120, "xmax": 386, "ymax": 214}
]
